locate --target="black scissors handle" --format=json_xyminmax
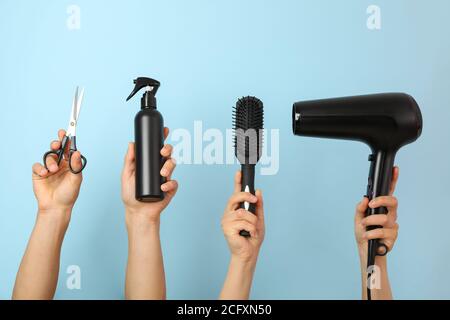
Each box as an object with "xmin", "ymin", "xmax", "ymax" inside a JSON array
[
  {"xmin": 43, "ymin": 135, "xmax": 87, "ymax": 174},
  {"xmin": 68, "ymin": 150, "xmax": 87, "ymax": 174}
]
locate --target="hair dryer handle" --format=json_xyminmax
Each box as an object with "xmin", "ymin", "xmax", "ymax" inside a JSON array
[
  {"xmin": 365, "ymin": 150, "xmax": 396, "ymax": 300},
  {"xmin": 366, "ymin": 151, "xmax": 396, "ymax": 258},
  {"xmin": 239, "ymin": 164, "xmax": 256, "ymax": 237}
]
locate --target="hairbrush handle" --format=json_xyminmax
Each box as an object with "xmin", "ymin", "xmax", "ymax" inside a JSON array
[{"xmin": 239, "ymin": 164, "xmax": 256, "ymax": 237}]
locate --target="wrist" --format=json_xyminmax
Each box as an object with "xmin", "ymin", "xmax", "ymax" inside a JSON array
[
  {"xmin": 357, "ymin": 244, "xmax": 367, "ymax": 261},
  {"xmin": 36, "ymin": 209, "xmax": 72, "ymax": 236},
  {"xmin": 37, "ymin": 208, "xmax": 72, "ymax": 227},
  {"xmin": 228, "ymin": 255, "xmax": 258, "ymax": 282},
  {"xmin": 125, "ymin": 209, "xmax": 161, "ymax": 232},
  {"xmin": 230, "ymin": 252, "xmax": 259, "ymax": 267},
  {"xmin": 220, "ymin": 254, "xmax": 257, "ymax": 300}
]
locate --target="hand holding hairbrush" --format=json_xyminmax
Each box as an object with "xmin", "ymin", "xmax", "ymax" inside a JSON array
[{"xmin": 233, "ymin": 96, "xmax": 264, "ymax": 237}]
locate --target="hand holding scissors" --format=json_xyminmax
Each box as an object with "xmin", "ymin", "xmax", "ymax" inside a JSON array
[{"xmin": 43, "ymin": 87, "xmax": 87, "ymax": 174}]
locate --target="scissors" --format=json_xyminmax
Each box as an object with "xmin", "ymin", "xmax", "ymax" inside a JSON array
[{"xmin": 43, "ymin": 87, "xmax": 87, "ymax": 174}]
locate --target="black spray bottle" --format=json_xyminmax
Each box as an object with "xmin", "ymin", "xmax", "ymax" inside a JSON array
[{"xmin": 126, "ymin": 77, "xmax": 165, "ymax": 202}]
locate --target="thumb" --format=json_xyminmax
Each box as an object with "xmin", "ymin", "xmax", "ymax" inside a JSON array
[
  {"xmin": 123, "ymin": 142, "xmax": 135, "ymax": 177},
  {"xmin": 389, "ymin": 166, "xmax": 400, "ymax": 195},
  {"xmin": 233, "ymin": 170, "xmax": 242, "ymax": 193}
]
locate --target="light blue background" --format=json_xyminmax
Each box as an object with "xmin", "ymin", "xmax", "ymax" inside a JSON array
[{"xmin": 0, "ymin": 0, "xmax": 448, "ymax": 299}]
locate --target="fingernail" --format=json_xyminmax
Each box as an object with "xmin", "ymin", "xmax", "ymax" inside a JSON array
[
  {"xmin": 369, "ymin": 200, "xmax": 376, "ymax": 207},
  {"xmin": 160, "ymin": 169, "xmax": 168, "ymax": 176},
  {"xmin": 161, "ymin": 184, "xmax": 168, "ymax": 191},
  {"xmin": 40, "ymin": 169, "xmax": 47, "ymax": 176},
  {"xmin": 251, "ymin": 195, "xmax": 257, "ymax": 202},
  {"xmin": 50, "ymin": 164, "xmax": 58, "ymax": 172}
]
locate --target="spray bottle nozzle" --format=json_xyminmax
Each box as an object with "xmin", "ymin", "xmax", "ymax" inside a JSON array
[{"xmin": 126, "ymin": 77, "xmax": 160, "ymax": 108}]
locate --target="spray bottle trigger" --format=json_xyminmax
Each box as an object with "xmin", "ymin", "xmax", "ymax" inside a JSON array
[{"xmin": 126, "ymin": 77, "xmax": 160, "ymax": 101}]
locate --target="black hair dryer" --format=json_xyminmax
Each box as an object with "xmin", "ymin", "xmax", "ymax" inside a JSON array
[{"xmin": 292, "ymin": 93, "xmax": 422, "ymax": 299}]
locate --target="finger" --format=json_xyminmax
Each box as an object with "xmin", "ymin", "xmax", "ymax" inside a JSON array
[
  {"xmin": 32, "ymin": 162, "xmax": 49, "ymax": 177},
  {"xmin": 226, "ymin": 192, "xmax": 258, "ymax": 211},
  {"xmin": 160, "ymin": 144, "xmax": 173, "ymax": 158},
  {"xmin": 50, "ymin": 140, "xmax": 61, "ymax": 151},
  {"xmin": 369, "ymin": 196, "xmax": 398, "ymax": 211},
  {"xmin": 379, "ymin": 238, "xmax": 396, "ymax": 254},
  {"xmin": 161, "ymin": 179, "xmax": 178, "ymax": 192},
  {"xmin": 127, "ymin": 142, "xmax": 135, "ymax": 161},
  {"xmin": 233, "ymin": 171, "xmax": 242, "ymax": 193},
  {"xmin": 57, "ymin": 129, "xmax": 71, "ymax": 159},
  {"xmin": 123, "ymin": 142, "xmax": 135, "ymax": 177},
  {"xmin": 160, "ymin": 158, "xmax": 176, "ymax": 178},
  {"xmin": 255, "ymin": 189, "xmax": 265, "ymax": 221},
  {"xmin": 70, "ymin": 151, "xmax": 83, "ymax": 173},
  {"xmin": 229, "ymin": 221, "xmax": 258, "ymax": 238},
  {"xmin": 164, "ymin": 127, "xmax": 169, "ymax": 140},
  {"xmin": 230, "ymin": 208, "xmax": 258, "ymax": 225},
  {"xmin": 363, "ymin": 227, "xmax": 398, "ymax": 241},
  {"xmin": 357, "ymin": 197, "xmax": 369, "ymax": 213},
  {"xmin": 355, "ymin": 197, "xmax": 369, "ymax": 223},
  {"xmin": 166, "ymin": 159, "xmax": 176, "ymax": 180},
  {"xmin": 58, "ymin": 129, "xmax": 66, "ymax": 141},
  {"xmin": 163, "ymin": 180, "xmax": 179, "ymax": 201},
  {"xmin": 389, "ymin": 166, "xmax": 400, "ymax": 195},
  {"xmin": 361, "ymin": 214, "xmax": 396, "ymax": 228},
  {"xmin": 44, "ymin": 153, "xmax": 59, "ymax": 173}
]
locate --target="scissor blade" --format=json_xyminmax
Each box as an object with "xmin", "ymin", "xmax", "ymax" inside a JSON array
[
  {"xmin": 72, "ymin": 86, "xmax": 79, "ymax": 122},
  {"xmin": 75, "ymin": 87, "xmax": 84, "ymax": 120}
]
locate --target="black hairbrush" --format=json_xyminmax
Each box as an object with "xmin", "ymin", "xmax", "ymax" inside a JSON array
[{"xmin": 233, "ymin": 96, "xmax": 264, "ymax": 237}]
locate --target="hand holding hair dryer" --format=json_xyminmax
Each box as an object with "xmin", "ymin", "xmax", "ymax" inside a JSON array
[
  {"xmin": 292, "ymin": 93, "xmax": 422, "ymax": 299},
  {"xmin": 126, "ymin": 77, "xmax": 165, "ymax": 202}
]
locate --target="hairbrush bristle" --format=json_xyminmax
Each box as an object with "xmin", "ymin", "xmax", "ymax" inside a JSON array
[{"xmin": 232, "ymin": 96, "xmax": 264, "ymax": 164}]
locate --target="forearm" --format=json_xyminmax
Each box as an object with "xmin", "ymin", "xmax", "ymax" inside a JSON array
[
  {"xmin": 359, "ymin": 248, "xmax": 393, "ymax": 300},
  {"xmin": 13, "ymin": 209, "xmax": 70, "ymax": 300},
  {"xmin": 219, "ymin": 256, "xmax": 257, "ymax": 300},
  {"xmin": 125, "ymin": 213, "xmax": 166, "ymax": 300}
]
